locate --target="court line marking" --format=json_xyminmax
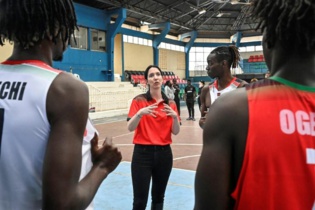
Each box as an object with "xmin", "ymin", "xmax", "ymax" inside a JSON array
[
  {"xmin": 112, "ymin": 132, "xmax": 134, "ymax": 139},
  {"xmin": 173, "ymin": 154, "xmax": 201, "ymax": 161}
]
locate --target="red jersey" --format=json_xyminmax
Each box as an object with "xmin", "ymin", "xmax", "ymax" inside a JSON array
[
  {"xmin": 127, "ymin": 93, "xmax": 179, "ymax": 145},
  {"xmin": 232, "ymin": 77, "xmax": 315, "ymax": 210}
]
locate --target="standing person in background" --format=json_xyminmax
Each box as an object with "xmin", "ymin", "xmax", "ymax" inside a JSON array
[
  {"xmin": 184, "ymin": 79, "xmax": 196, "ymax": 121},
  {"xmin": 127, "ymin": 65, "xmax": 180, "ymax": 210},
  {"xmin": 197, "ymin": 80, "xmax": 205, "ymax": 111},
  {"xmin": 199, "ymin": 45, "xmax": 247, "ymax": 128},
  {"xmin": 172, "ymin": 78, "xmax": 181, "ymax": 116},
  {"xmin": 194, "ymin": 0, "xmax": 315, "ymax": 209},
  {"xmin": 0, "ymin": 1, "xmax": 122, "ymax": 209},
  {"xmin": 164, "ymin": 80, "xmax": 175, "ymax": 100}
]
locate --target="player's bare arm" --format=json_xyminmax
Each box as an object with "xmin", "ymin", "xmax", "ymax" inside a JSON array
[
  {"xmin": 199, "ymin": 86, "xmax": 210, "ymax": 129},
  {"xmin": 43, "ymin": 72, "xmax": 122, "ymax": 209},
  {"xmin": 194, "ymin": 88, "xmax": 248, "ymax": 209}
]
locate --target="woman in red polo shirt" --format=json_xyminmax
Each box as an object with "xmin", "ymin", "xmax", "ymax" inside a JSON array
[{"xmin": 127, "ymin": 65, "xmax": 180, "ymax": 210}]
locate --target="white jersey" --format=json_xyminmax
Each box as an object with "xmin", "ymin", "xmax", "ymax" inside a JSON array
[
  {"xmin": 209, "ymin": 77, "xmax": 241, "ymax": 105},
  {"xmin": 0, "ymin": 60, "xmax": 97, "ymax": 210},
  {"xmin": 80, "ymin": 118, "xmax": 98, "ymax": 210},
  {"xmin": 0, "ymin": 60, "xmax": 61, "ymax": 209}
]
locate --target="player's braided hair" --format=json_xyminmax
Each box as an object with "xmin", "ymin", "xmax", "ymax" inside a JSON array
[
  {"xmin": 251, "ymin": 0, "xmax": 315, "ymax": 52},
  {"xmin": 0, "ymin": 0, "xmax": 78, "ymax": 49},
  {"xmin": 211, "ymin": 45, "xmax": 240, "ymax": 68}
]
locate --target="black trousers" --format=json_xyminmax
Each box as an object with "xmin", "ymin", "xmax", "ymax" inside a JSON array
[
  {"xmin": 197, "ymin": 97, "xmax": 201, "ymax": 111},
  {"xmin": 186, "ymin": 100, "xmax": 195, "ymax": 118},
  {"xmin": 131, "ymin": 144, "xmax": 173, "ymax": 210},
  {"xmin": 174, "ymin": 96, "xmax": 180, "ymax": 116}
]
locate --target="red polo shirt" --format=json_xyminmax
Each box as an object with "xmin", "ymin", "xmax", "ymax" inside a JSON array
[{"xmin": 127, "ymin": 94, "xmax": 179, "ymax": 145}]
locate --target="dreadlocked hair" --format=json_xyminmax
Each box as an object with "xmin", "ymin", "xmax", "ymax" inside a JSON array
[
  {"xmin": 251, "ymin": 0, "xmax": 315, "ymax": 52},
  {"xmin": 0, "ymin": 0, "xmax": 78, "ymax": 49},
  {"xmin": 211, "ymin": 45, "xmax": 240, "ymax": 68}
]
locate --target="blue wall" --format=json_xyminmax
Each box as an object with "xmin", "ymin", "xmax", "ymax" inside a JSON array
[
  {"xmin": 55, "ymin": 49, "xmax": 108, "ymax": 81},
  {"xmin": 53, "ymin": 3, "xmax": 109, "ymax": 81}
]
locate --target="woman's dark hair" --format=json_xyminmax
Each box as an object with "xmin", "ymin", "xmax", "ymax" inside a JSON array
[
  {"xmin": 251, "ymin": 0, "xmax": 315, "ymax": 52},
  {"xmin": 144, "ymin": 65, "xmax": 162, "ymax": 80},
  {"xmin": 210, "ymin": 45, "xmax": 240, "ymax": 68},
  {"xmin": 0, "ymin": 0, "xmax": 78, "ymax": 49},
  {"xmin": 144, "ymin": 65, "xmax": 169, "ymax": 104}
]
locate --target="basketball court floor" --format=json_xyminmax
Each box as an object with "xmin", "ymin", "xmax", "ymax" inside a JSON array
[{"xmin": 92, "ymin": 104, "xmax": 203, "ymax": 210}]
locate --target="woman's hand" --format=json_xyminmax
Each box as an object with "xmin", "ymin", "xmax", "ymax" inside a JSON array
[
  {"xmin": 162, "ymin": 103, "xmax": 178, "ymax": 119},
  {"xmin": 138, "ymin": 102, "xmax": 158, "ymax": 117}
]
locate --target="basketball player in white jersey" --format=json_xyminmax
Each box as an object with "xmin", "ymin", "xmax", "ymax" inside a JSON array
[
  {"xmin": 199, "ymin": 45, "xmax": 247, "ymax": 128},
  {"xmin": 0, "ymin": 0, "xmax": 122, "ymax": 209}
]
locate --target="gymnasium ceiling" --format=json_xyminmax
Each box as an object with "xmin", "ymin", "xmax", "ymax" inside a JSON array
[{"xmin": 74, "ymin": 0, "xmax": 261, "ymax": 39}]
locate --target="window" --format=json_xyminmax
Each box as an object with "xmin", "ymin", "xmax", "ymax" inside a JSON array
[
  {"xmin": 196, "ymin": 52, "xmax": 204, "ymax": 62},
  {"xmin": 143, "ymin": 39, "xmax": 148, "ymax": 45},
  {"xmin": 196, "ymin": 47, "xmax": 204, "ymax": 53},
  {"xmin": 189, "ymin": 47, "xmax": 210, "ymax": 72},
  {"xmin": 246, "ymin": 46, "xmax": 255, "ymax": 52},
  {"xmin": 128, "ymin": 36, "xmax": 133, "ymax": 43},
  {"xmin": 148, "ymin": 40, "xmax": 152, "ymax": 46},
  {"xmin": 138, "ymin": 38, "xmax": 143, "ymax": 45},
  {"xmin": 91, "ymin": 29, "xmax": 106, "ymax": 51},
  {"xmin": 134, "ymin": 37, "xmax": 139, "ymax": 44},
  {"xmin": 255, "ymin": 45, "xmax": 263, "ymax": 51},
  {"xmin": 204, "ymin": 47, "xmax": 213, "ymax": 55},
  {"xmin": 171, "ymin": 44, "xmax": 177, "ymax": 51},
  {"xmin": 190, "ymin": 54, "xmax": 196, "ymax": 62},
  {"xmin": 123, "ymin": 35, "xmax": 128, "ymax": 42},
  {"xmin": 239, "ymin": 47, "xmax": 246, "ymax": 52},
  {"xmin": 70, "ymin": 26, "xmax": 87, "ymax": 50}
]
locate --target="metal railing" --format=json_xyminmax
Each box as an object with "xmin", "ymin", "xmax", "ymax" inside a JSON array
[{"xmin": 87, "ymin": 83, "xmax": 145, "ymax": 112}]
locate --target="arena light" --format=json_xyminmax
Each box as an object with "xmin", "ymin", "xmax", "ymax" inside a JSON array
[
  {"xmin": 216, "ymin": 12, "xmax": 223, "ymax": 17},
  {"xmin": 198, "ymin": 9, "xmax": 206, "ymax": 14}
]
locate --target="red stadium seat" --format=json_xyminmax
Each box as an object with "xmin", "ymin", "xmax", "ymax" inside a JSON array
[
  {"xmin": 253, "ymin": 55, "xmax": 259, "ymax": 62},
  {"xmin": 248, "ymin": 55, "xmax": 254, "ymax": 62},
  {"xmin": 258, "ymin": 55, "xmax": 264, "ymax": 62}
]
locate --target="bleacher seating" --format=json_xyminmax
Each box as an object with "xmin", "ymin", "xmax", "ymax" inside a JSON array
[
  {"xmin": 242, "ymin": 54, "xmax": 268, "ymax": 74},
  {"xmin": 248, "ymin": 54, "xmax": 265, "ymax": 63},
  {"xmin": 126, "ymin": 70, "xmax": 186, "ymax": 85},
  {"xmin": 242, "ymin": 61, "xmax": 268, "ymax": 74},
  {"xmin": 124, "ymin": 70, "xmax": 188, "ymax": 98}
]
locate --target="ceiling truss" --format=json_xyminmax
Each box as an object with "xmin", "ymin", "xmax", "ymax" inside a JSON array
[{"xmin": 74, "ymin": 0, "xmax": 261, "ymax": 39}]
